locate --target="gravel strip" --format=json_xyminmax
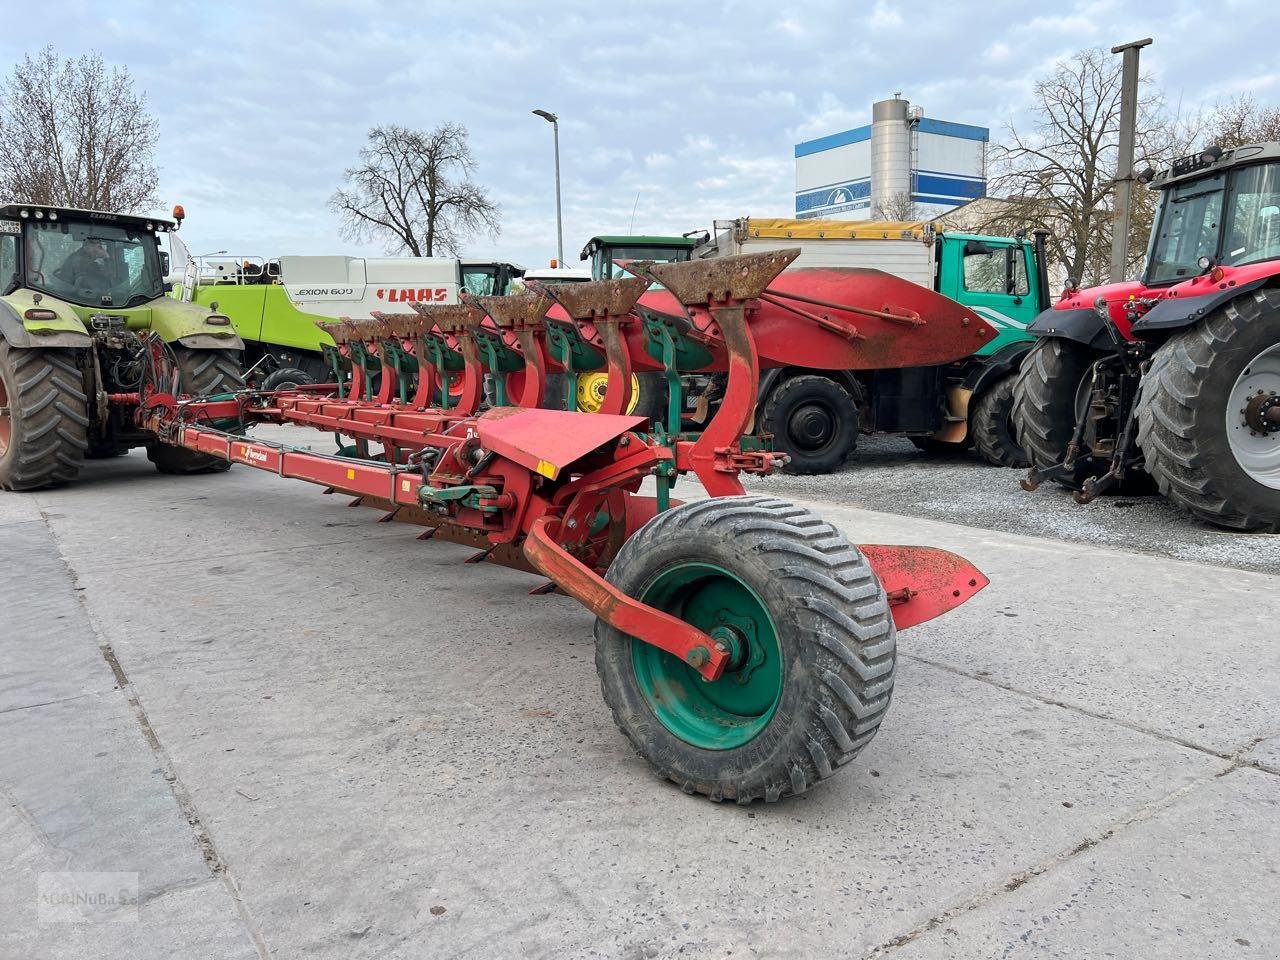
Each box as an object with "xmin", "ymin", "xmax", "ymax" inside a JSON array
[{"xmin": 741, "ymin": 435, "xmax": 1280, "ymax": 575}]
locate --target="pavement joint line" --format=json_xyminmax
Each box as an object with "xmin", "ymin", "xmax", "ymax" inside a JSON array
[
  {"xmin": 900, "ymin": 653, "xmax": 1269, "ymax": 770},
  {"xmin": 39, "ymin": 512, "xmax": 273, "ymax": 960},
  {"xmin": 863, "ymin": 759, "xmax": 1240, "ymax": 958},
  {"xmin": 0, "ymin": 691, "xmax": 99, "ymax": 717}
]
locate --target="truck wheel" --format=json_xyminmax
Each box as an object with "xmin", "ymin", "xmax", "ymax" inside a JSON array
[
  {"xmin": 0, "ymin": 342, "xmax": 89, "ymax": 491},
  {"xmin": 147, "ymin": 347, "xmax": 243, "ymax": 475},
  {"xmin": 1012, "ymin": 337, "xmax": 1097, "ymax": 489},
  {"xmin": 595, "ymin": 496, "xmax": 894, "ymax": 803},
  {"xmin": 261, "ymin": 367, "xmax": 315, "ymax": 392},
  {"xmin": 544, "ymin": 371, "xmax": 667, "ymax": 422},
  {"xmin": 760, "ymin": 374, "xmax": 858, "ymax": 474},
  {"xmin": 971, "ymin": 374, "xmax": 1029, "ymax": 467},
  {"xmin": 1137, "ymin": 289, "xmax": 1280, "ymax": 531}
]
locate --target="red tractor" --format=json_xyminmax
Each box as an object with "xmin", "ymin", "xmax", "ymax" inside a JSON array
[{"xmin": 1014, "ymin": 142, "xmax": 1280, "ymax": 531}]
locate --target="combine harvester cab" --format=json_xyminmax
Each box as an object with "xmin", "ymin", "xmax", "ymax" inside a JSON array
[
  {"xmin": 1014, "ymin": 142, "xmax": 1280, "ymax": 531},
  {"xmin": 0, "ymin": 202, "xmax": 243, "ymax": 489},
  {"xmin": 131, "ymin": 249, "xmax": 991, "ymax": 802}
]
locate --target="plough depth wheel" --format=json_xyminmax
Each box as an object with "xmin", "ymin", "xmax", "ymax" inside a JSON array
[{"xmin": 595, "ymin": 496, "xmax": 894, "ymax": 803}]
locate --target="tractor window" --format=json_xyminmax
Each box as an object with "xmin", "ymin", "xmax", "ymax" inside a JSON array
[
  {"xmin": 24, "ymin": 220, "xmax": 164, "ymax": 307},
  {"xmin": 0, "ymin": 231, "xmax": 17, "ymax": 294},
  {"xmin": 962, "ymin": 244, "xmax": 1028, "ymax": 296},
  {"xmin": 1146, "ymin": 174, "xmax": 1226, "ymax": 284},
  {"xmin": 596, "ymin": 245, "xmax": 691, "ymax": 280},
  {"xmin": 1223, "ymin": 162, "xmax": 1280, "ymax": 267}
]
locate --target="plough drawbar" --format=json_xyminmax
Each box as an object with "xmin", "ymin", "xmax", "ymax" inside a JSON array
[{"xmin": 136, "ymin": 249, "xmax": 990, "ymax": 803}]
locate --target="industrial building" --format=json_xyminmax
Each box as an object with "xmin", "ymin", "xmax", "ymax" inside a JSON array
[{"xmin": 794, "ymin": 95, "xmax": 988, "ymax": 221}]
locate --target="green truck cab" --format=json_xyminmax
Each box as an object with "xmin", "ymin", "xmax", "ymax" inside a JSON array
[
  {"xmin": 582, "ymin": 222, "xmax": 1050, "ymax": 472},
  {"xmin": 0, "ymin": 203, "xmax": 244, "ymax": 489}
]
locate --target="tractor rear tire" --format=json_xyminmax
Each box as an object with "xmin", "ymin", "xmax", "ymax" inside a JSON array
[
  {"xmin": 0, "ymin": 341, "xmax": 89, "ymax": 491},
  {"xmin": 595, "ymin": 496, "xmax": 895, "ymax": 803},
  {"xmin": 1012, "ymin": 337, "xmax": 1097, "ymax": 489},
  {"xmin": 147, "ymin": 347, "xmax": 243, "ymax": 476},
  {"xmin": 971, "ymin": 373, "xmax": 1029, "ymax": 468},
  {"xmin": 1136, "ymin": 289, "xmax": 1280, "ymax": 531},
  {"xmin": 761, "ymin": 374, "xmax": 858, "ymax": 474}
]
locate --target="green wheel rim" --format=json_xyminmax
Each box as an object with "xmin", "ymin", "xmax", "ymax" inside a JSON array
[{"xmin": 630, "ymin": 562, "xmax": 782, "ymax": 750}]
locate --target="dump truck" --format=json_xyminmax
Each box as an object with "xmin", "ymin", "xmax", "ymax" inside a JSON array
[
  {"xmin": 1014, "ymin": 141, "xmax": 1280, "ymax": 531},
  {"xmin": 0, "ymin": 202, "xmax": 243, "ymax": 488},
  {"xmin": 173, "ymin": 254, "xmax": 523, "ymax": 391},
  {"xmin": 582, "ymin": 221, "xmax": 1052, "ymax": 472}
]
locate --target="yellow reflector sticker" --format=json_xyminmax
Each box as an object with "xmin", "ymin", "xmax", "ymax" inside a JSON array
[
  {"xmin": 536, "ymin": 459, "xmax": 557, "ymax": 479},
  {"xmin": 346, "ymin": 468, "xmax": 356, "ymax": 480}
]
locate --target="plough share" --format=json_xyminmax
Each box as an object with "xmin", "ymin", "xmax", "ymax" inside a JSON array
[{"xmin": 135, "ymin": 249, "xmax": 992, "ymax": 802}]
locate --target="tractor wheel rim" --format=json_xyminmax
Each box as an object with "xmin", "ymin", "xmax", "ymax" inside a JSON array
[
  {"xmin": 0, "ymin": 372, "xmax": 10, "ymax": 456},
  {"xmin": 788, "ymin": 402, "xmax": 834, "ymax": 451},
  {"xmin": 576, "ymin": 372, "xmax": 641, "ymax": 415},
  {"xmin": 1227, "ymin": 342, "xmax": 1280, "ymax": 489},
  {"xmin": 630, "ymin": 561, "xmax": 782, "ymax": 750}
]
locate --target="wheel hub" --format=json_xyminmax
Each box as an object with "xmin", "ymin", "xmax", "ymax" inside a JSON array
[
  {"xmin": 788, "ymin": 403, "xmax": 833, "ymax": 450},
  {"xmin": 1243, "ymin": 391, "xmax": 1280, "ymax": 435}
]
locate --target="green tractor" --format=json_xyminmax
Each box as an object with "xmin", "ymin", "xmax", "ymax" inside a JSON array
[{"xmin": 0, "ymin": 203, "xmax": 244, "ymax": 490}]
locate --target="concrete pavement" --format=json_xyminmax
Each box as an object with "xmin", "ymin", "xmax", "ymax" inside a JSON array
[{"xmin": 1, "ymin": 445, "xmax": 1276, "ymax": 959}]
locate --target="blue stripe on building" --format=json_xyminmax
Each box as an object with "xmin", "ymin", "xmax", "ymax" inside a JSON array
[
  {"xmin": 794, "ymin": 125, "xmax": 871, "ymax": 158},
  {"xmin": 913, "ymin": 172, "xmax": 986, "ymax": 201},
  {"xmin": 915, "ymin": 118, "xmax": 989, "ymax": 141}
]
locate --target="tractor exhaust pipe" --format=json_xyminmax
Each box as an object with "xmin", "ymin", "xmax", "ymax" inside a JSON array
[{"xmin": 1032, "ymin": 228, "xmax": 1052, "ymax": 304}]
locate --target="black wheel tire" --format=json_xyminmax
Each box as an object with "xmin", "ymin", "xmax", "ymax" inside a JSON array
[
  {"xmin": 147, "ymin": 347, "xmax": 243, "ymax": 475},
  {"xmin": 760, "ymin": 375, "xmax": 858, "ymax": 474},
  {"xmin": 971, "ymin": 374, "xmax": 1030, "ymax": 467},
  {"xmin": 1136, "ymin": 289, "xmax": 1280, "ymax": 532},
  {"xmin": 0, "ymin": 341, "xmax": 89, "ymax": 491},
  {"xmin": 909, "ymin": 434, "xmax": 972, "ymax": 455},
  {"xmin": 1012, "ymin": 337, "xmax": 1098, "ymax": 489},
  {"xmin": 595, "ymin": 496, "xmax": 895, "ymax": 803},
  {"xmin": 543, "ymin": 370, "xmax": 668, "ymax": 422},
  {"xmin": 260, "ymin": 366, "xmax": 315, "ymax": 392}
]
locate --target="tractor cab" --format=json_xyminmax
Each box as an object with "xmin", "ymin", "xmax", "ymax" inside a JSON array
[
  {"xmin": 0, "ymin": 204, "xmax": 174, "ymax": 310},
  {"xmin": 580, "ymin": 235, "xmax": 698, "ymax": 281},
  {"xmin": 1142, "ymin": 142, "xmax": 1280, "ymax": 289}
]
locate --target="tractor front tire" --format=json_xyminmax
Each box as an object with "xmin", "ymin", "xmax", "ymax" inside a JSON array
[
  {"xmin": 261, "ymin": 366, "xmax": 315, "ymax": 393},
  {"xmin": 595, "ymin": 496, "xmax": 895, "ymax": 803},
  {"xmin": 1136, "ymin": 288, "xmax": 1280, "ymax": 531},
  {"xmin": 761, "ymin": 374, "xmax": 858, "ymax": 474},
  {"xmin": 147, "ymin": 347, "xmax": 243, "ymax": 476},
  {"xmin": 971, "ymin": 373, "xmax": 1029, "ymax": 468},
  {"xmin": 544, "ymin": 370, "xmax": 668, "ymax": 423},
  {"xmin": 0, "ymin": 341, "xmax": 89, "ymax": 491},
  {"xmin": 1012, "ymin": 337, "xmax": 1097, "ymax": 489}
]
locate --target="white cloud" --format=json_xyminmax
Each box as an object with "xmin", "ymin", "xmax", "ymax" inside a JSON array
[{"xmin": 869, "ymin": 1, "xmax": 904, "ymax": 30}]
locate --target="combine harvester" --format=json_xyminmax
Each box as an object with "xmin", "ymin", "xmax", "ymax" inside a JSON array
[{"xmin": 21, "ymin": 240, "xmax": 995, "ymax": 801}]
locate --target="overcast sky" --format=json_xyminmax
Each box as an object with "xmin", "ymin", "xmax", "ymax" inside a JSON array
[{"xmin": 5, "ymin": 0, "xmax": 1278, "ymax": 268}]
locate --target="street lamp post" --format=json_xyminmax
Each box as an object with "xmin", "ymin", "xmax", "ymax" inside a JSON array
[{"xmin": 532, "ymin": 109, "xmax": 564, "ymax": 265}]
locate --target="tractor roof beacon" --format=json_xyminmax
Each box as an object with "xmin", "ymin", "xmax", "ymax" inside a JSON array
[
  {"xmin": 1013, "ymin": 141, "xmax": 1280, "ymax": 531},
  {"xmin": 0, "ymin": 202, "xmax": 244, "ymax": 490}
]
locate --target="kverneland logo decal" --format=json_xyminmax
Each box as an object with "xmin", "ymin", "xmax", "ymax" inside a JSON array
[{"xmin": 376, "ymin": 288, "xmax": 449, "ymax": 303}]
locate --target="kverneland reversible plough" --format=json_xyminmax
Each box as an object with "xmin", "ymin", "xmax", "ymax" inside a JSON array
[{"xmin": 133, "ymin": 250, "xmax": 993, "ymax": 802}]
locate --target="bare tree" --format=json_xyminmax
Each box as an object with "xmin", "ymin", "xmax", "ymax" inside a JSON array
[
  {"xmin": 974, "ymin": 48, "xmax": 1183, "ymax": 287},
  {"xmin": 871, "ymin": 191, "xmax": 921, "ymax": 221},
  {"xmin": 1204, "ymin": 94, "xmax": 1280, "ymax": 149},
  {"xmin": 330, "ymin": 123, "xmax": 500, "ymax": 257},
  {"xmin": 0, "ymin": 47, "xmax": 159, "ymax": 212}
]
